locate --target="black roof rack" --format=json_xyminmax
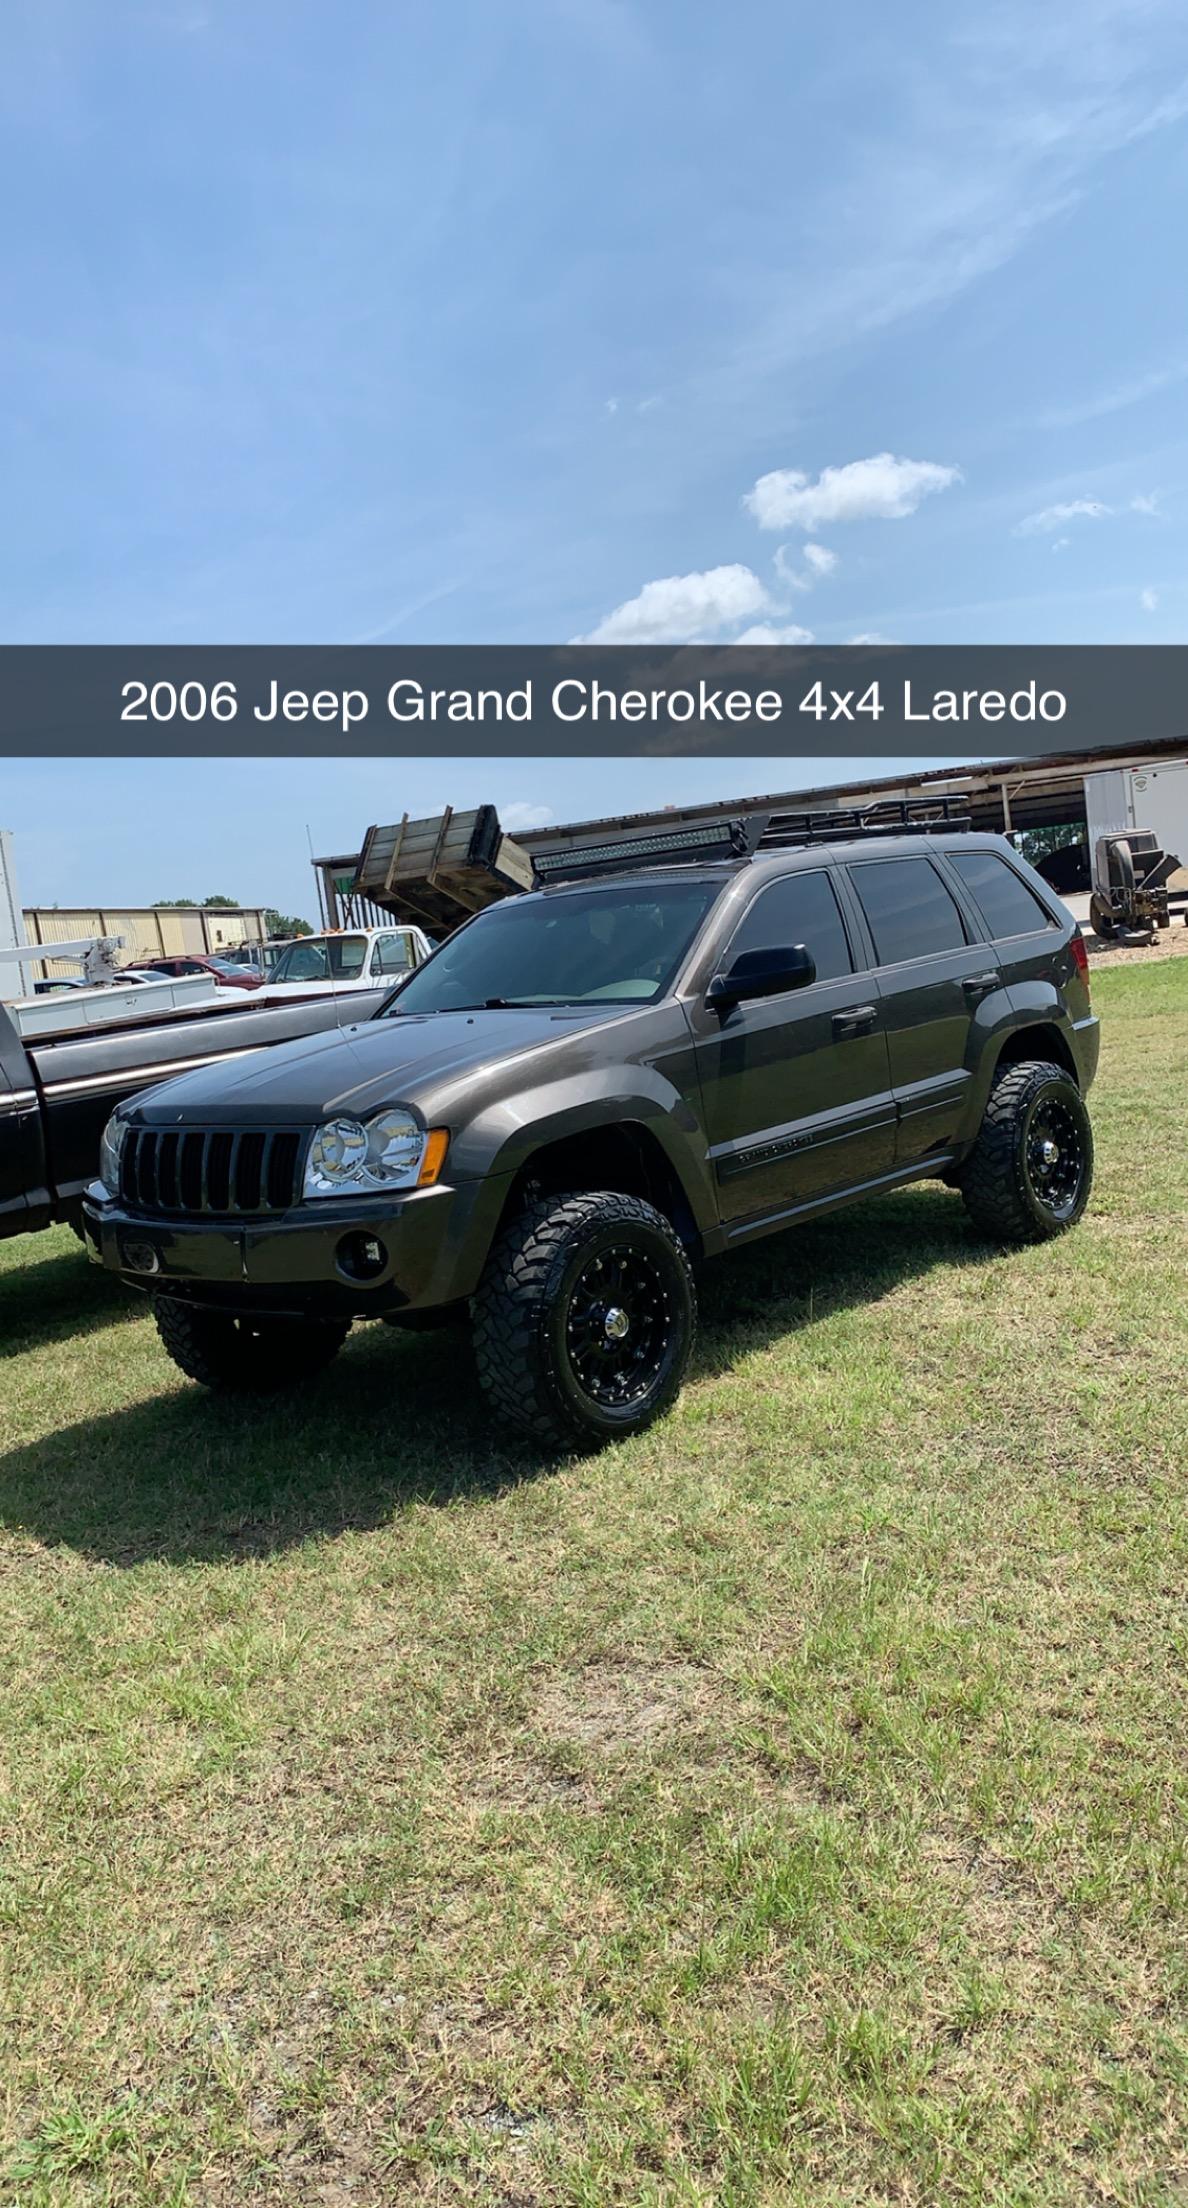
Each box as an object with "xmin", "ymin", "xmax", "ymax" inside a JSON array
[
  {"xmin": 530, "ymin": 797, "xmax": 971, "ymax": 887},
  {"xmin": 756, "ymin": 796, "xmax": 972, "ymax": 847}
]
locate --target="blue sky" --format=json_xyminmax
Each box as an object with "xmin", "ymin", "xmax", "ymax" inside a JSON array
[{"xmin": 4, "ymin": 0, "xmax": 1188, "ymax": 915}]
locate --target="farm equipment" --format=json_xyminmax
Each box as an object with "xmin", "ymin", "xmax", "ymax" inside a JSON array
[
  {"xmin": 1089, "ymin": 830, "xmax": 1188, "ymax": 945},
  {"xmin": 351, "ymin": 804, "xmax": 535, "ymax": 936}
]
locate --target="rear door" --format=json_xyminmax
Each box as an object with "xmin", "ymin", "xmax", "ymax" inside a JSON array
[
  {"xmin": 841, "ymin": 853, "xmax": 1000, "ymax": 1167},
  {"xmin": 692, "ymin": 866, "xmax": 895, "ymax": 1224}
]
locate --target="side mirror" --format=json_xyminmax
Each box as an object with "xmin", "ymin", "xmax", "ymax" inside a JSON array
[{"xmin": 707, "ymin": 943, "xmax": 817, "ymax": 1012}]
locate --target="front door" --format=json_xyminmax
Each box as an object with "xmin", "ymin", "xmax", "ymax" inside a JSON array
[{"xmin": 692, "ymin": 866, "xmax": 896, "ymax": 1226}]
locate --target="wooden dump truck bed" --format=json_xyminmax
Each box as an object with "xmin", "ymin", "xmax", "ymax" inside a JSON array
[{"xmin": 351, "ymin": 805, "xmax": 535, "ymax": 935}]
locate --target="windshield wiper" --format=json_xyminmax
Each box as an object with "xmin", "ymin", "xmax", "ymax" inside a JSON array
[{"xmin": 390, "ymin": 996, "xmax": 584, "ymax": 1015}]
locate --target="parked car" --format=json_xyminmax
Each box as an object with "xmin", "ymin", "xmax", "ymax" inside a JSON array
[
  {"xmin": 130, "ymin": 955, "xmax": 262, "ymax": 991},
  {"xmin": 258, "ymin": 927, "xmax": 432, "ymax": 999},
  {"xmin": 118, "ymin": 967, "xmax": 209, "ymax": 988},
  {"xmin": 218, "ymin": 941, "xmax": 286, "ymax": 978},
  {"xmin": 36, "ymin": 969, "xmax": 169, "ymax": 994},
  {"xmin": 0, "ymin": 978, "xmax": 391, "ymax": 1244},
  {"xmin": 85, "ymin": 817, "xmax": 1099, "ymax": 1446}
]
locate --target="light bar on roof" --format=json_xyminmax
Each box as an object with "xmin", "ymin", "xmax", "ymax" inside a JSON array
[{"xmin": 533, "ymin": 819, "xmax": 750, "ymax": 883}]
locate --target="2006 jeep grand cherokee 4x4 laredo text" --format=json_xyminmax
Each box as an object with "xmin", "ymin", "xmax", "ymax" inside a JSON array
[{"xmin": 85, "ymin": 814, "xmax": 1099, "ymax": 1448}]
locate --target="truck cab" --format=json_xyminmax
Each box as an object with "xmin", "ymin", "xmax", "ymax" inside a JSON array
[{"xmin": 258, "ymin": 926, "xmax": 433, "ymax": 1001}]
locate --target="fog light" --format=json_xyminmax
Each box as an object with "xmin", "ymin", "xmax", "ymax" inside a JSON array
[
  {"xmin": 123, "ymin": 1241, "xmax": 161, "ymax": 1276},
  {"xmin": 337, "ymin": 1231, "xmax": 388, "ymax": 1283}
]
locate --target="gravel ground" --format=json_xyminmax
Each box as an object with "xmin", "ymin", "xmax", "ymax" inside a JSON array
[{"xmin": 1088, "ymin": 922, "xmax": 1188, "ymax": 970}]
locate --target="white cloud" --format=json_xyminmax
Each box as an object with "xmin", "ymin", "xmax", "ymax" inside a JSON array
[
  {"xmin": 1050, "ymin": 537, "xmax": 1071, "ymax": 554},
  {"xmin": 687, "ymin": 10, "xmax": 1188, "ymax": 433},
  {"xmin": 847, "ymin": 632, "xmax": 899, "ymax": 645},
  {"xmin": 773, "ymin": 541, "xmax": 839, "ymax": 594},
  {"xmin": 1131, "ymin": 492, "xmax": 1161, "ymax": 514},
  {"xmin": 604, "ymin": 397, "xmax": 620, "ymax": 416},
  {"xmin": 1040, "ymin": 363, "xmax": 1188, "ymax": 430},
  {"xmin": 1015, "ymin": 497, "xmax": 1111, "ymax": 536},
  {"xmin": 574, "ymin": 563, "xmax": 772, "ymax": 645},
  {"xmin": 1140, "ymin": 586, "xmax": 1159, "ymax": 612},
  {"xmin": 732, "ymin": 623, "xmax": 814, "ymax": 645},
  {"xmin": 502, "ymin": 801, "xmax": 556, "ymax": 830},
  {"xmin": 745, "ymin": 453, "xmax": 961, "ymax": 532},
  {"xmin": 773, "ymin": 545, "xmax": 811, "ymax": 593}
]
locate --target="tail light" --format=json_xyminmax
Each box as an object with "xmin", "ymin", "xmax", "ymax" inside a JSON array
[{"xmin": 1070, "ymin": 931, "xmax": 1090, "ymax": 992}]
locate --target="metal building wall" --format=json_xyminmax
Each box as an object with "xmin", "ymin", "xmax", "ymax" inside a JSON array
[{"xmin": 21, "ymin": 906, "xmax": 270, "ymax": 980}]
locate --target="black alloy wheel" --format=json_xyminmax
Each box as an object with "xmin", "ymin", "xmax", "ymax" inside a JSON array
[
  {"xmin": 562, "ymin": 1241, "xmax": 674, "ymax": 1411},
  {"xmin": 473, "ymin": 1190, "xmax": 696, "ymax": 1447},
  {"xmin": 1022, "ymin": 1092, "xmax": 1089, "ymax": 1224},
  {"xmin": 958, "ymin": 1059, "xmax": 1094, "ymax": 1242}
]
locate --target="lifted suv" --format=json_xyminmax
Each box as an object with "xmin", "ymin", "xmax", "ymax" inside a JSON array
[{"xmin": 84, "ymin": 812, "xmax": 1098, "ymax": 1448}]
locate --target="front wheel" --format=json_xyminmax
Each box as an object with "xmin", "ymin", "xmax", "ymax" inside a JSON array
[
  {"xmin": 154, "ymin": 1298, "xmax": 350, "ymax": 1392},
  {"xmin": 472, "ymin": 1191, "xmax": 696, "ymax": 1448},
  {"xmin": 957, "ymin": 1060, "xmax": 1093, "ymax": 1242}
]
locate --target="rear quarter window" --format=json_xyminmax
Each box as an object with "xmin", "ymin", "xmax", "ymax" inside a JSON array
[{"xmin": 949, "ymin": 851, "xmax": 1058, "ymax": 939}]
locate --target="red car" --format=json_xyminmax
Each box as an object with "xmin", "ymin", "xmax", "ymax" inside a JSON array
[{"xmin": 124, "ymin": 955, "xmax": 262, "ymax": 992}]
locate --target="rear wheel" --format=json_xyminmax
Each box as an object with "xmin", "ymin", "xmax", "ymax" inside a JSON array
[
  {"xmin": 154, "ymin": 1297, "xmax": 349, "ymax": 1392},
  {"xmin": 957, "ymin": 1059, "xmax": 1093, "ymax": 1242},
  {"xmin": 473, "ymin": 1191, "xmax": 696, "ymax": 1448}
]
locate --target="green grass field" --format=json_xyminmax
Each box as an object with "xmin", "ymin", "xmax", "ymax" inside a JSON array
[{"xmin": 2, "ymin": 958, "xmax": 1186, "ymax": 2207}]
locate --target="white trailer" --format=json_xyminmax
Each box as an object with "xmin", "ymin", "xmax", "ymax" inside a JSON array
[
  {"xmin": 1084, "ymin": 757, "xmax": 1188, "ymax": 939},
  {"xmin": 1085, "ymin": 759, "xmax": 1188, "ymax": 861}
]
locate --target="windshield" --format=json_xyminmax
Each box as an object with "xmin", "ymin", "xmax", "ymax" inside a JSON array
[
  {"xmin": 384, "ymin": 880, "xmax": 721, "ymax": 1014},
  {"xmin": 271, "ymin": 933, "xmax": 367, "ymax": 983}
]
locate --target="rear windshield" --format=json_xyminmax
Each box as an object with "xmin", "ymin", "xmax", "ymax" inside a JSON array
[
  {"xmin": 385, "ymin": 880, "xmax": 721, "ymax": 1012},
  {"xmin": 270, "ymin": 934, "xmax": 367, "ymax": 982}
]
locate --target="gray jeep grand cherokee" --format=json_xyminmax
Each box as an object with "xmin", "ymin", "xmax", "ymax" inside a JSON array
[{"xmin": 84, "ymin": 811, "xmax": 1099, "ymax": 1447}]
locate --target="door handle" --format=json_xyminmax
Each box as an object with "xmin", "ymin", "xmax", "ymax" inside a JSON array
[
  {"xmin": 832, "ymin": 1004, "xmax": 878, "ymax": 1036},
  {"xmin": 963, "ymin": 971, "xmax": 1000, "ymax": 1001}
]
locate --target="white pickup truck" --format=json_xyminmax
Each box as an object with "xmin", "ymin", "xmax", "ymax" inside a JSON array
[{"xmin": 257, "ymin": 925, "xmax": 433, "ymax": 1002}]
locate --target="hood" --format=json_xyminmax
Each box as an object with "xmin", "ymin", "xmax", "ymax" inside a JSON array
[{"xmin": 129, "ymin": 1005, "xmax": 624, "ymax": 1126}]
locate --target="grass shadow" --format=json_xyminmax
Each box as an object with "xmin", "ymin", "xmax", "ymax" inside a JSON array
[
  {"xmin": 0, "ymin": 1242, "xmax": 142, "ymax": 1361},
  {"xmin": 0, "ymin": 1185, "xmax": 987, "ymax": 1567}
]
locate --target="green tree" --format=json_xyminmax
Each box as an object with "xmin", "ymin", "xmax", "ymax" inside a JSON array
[
  {"xmin": 263, "ymin": 909, "xmax": 313, "ymax": 940},
  {"xmin": 1017, "ymin": 823, "xmax": 1084, "ymax": 865},
  {"xmin": 152, "ymin": 894, "xmax": 241, "ymax": 908}
]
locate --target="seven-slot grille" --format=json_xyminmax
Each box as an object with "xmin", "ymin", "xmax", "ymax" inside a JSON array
[{"xmin": 120, "ymin": 1126, "xmax": 305, "ymax": 1216}]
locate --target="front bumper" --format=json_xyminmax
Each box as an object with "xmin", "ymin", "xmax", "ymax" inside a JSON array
[{"xmin": 82, "ymin": 1174, "xmax": 509, "ymax": 1319}]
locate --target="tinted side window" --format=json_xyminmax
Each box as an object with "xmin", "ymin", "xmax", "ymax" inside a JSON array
[
  {"xmin": 375, "ymin": 935, "xmax": 412, "ymax": 974},
  {"xmin": 728, "ymin": 869, "xmax": 853, "ymax": 982},
  {"xmin": 950, "ymin": 851, "xmax": 1056, "ymax": 939},
  {"xmin": 850, "ymin": 858, "xmax": 967, "ymax": 964}
]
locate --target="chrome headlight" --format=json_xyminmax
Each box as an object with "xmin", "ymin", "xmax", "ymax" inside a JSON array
[
  {"xmin": 303, "ymin": 1107, "xmax": 443, "ymax": 1198},
  {"xmin": 98, "ymin": 1112, "xmax": 129, "ymax": 1195}
]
